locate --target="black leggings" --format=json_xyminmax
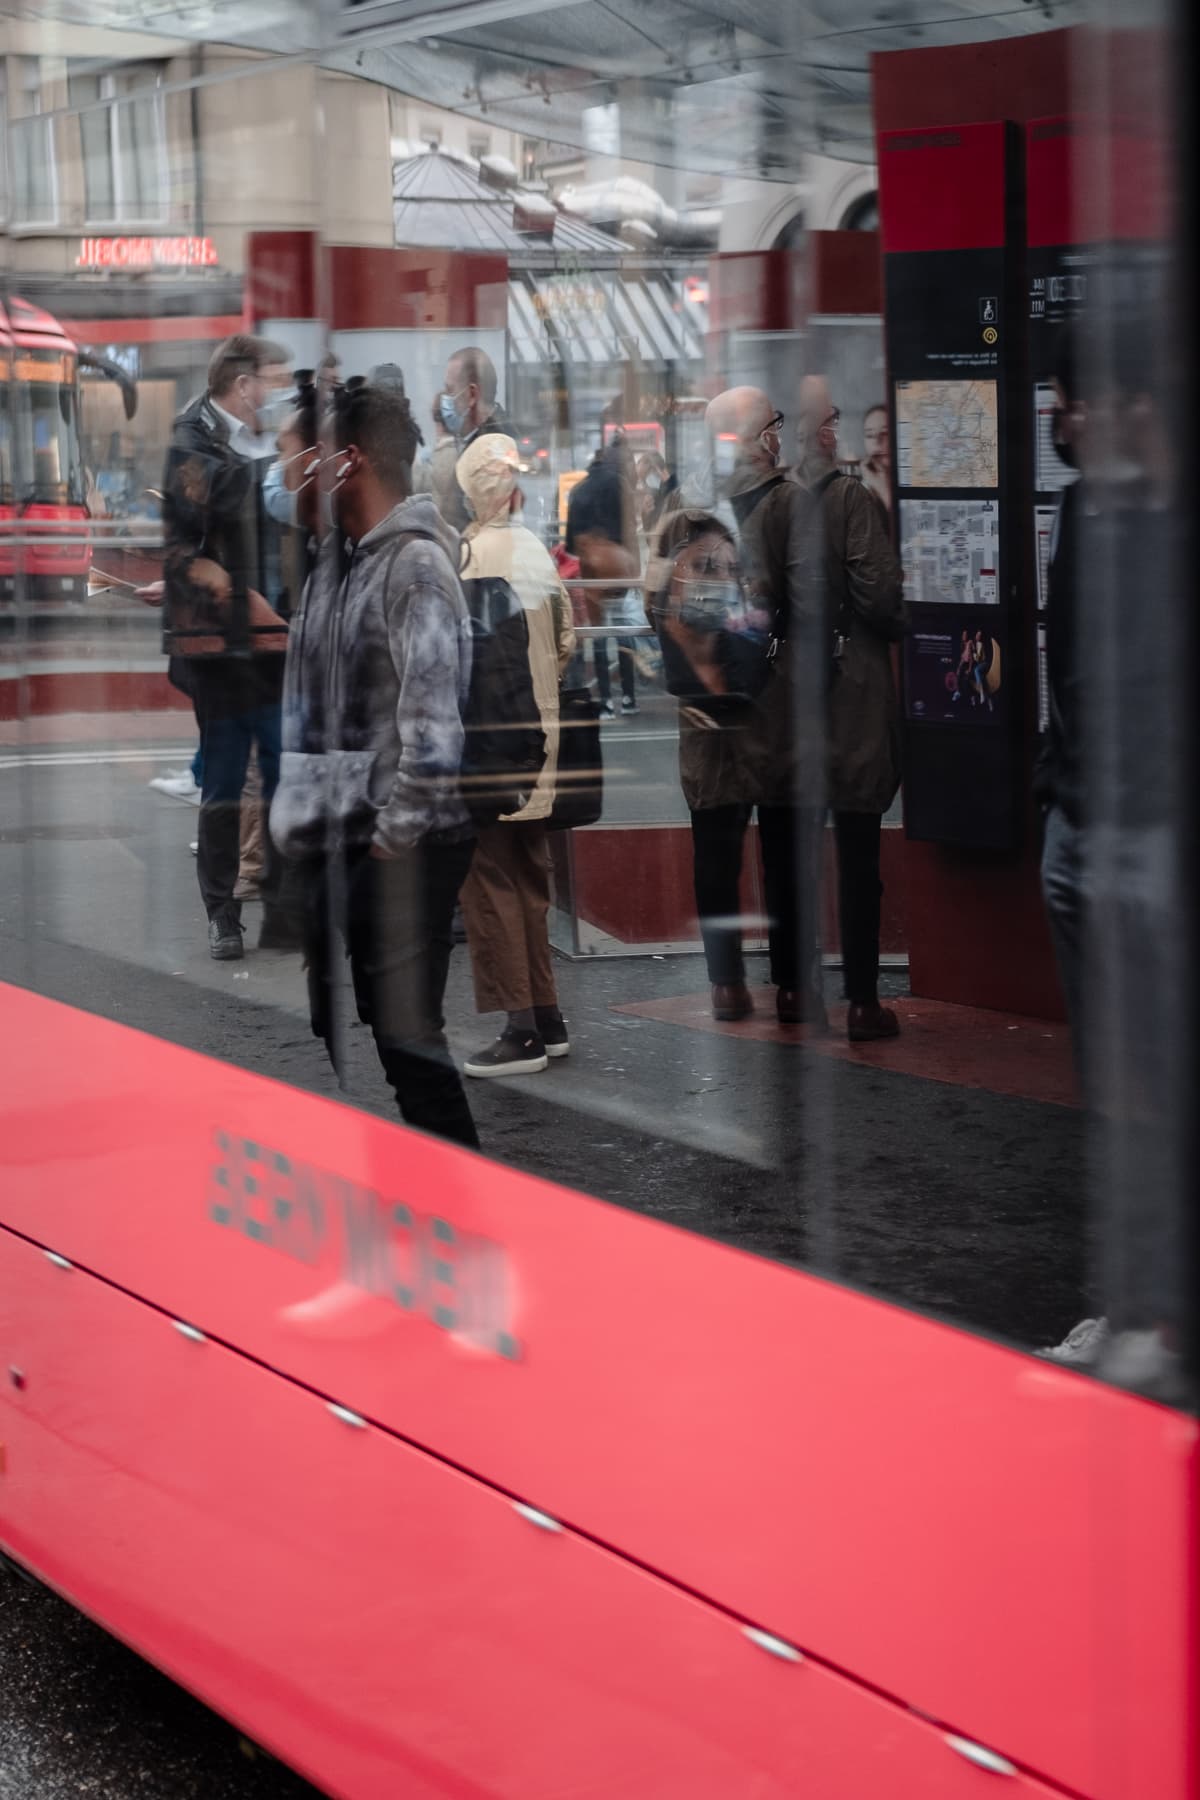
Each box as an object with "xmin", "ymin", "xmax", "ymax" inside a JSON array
[
  {"xmin": 833, "ymin": 810, "xmax": 883, "ymax": 1007},
  {"xmin": 689, "ymin": 804, "xmax": 822, "ymax": 991}
]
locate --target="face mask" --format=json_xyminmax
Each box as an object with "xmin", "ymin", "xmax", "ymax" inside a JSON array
[
  {"xmin": 713, "ymin": 438, "xmax": 739, "ymax": 483},
  {"xmin": 258, "ymin": 386, "xmax": 295, "ymax": 434},
  {"xmin": 262, "ymin": 456, "xmax": 298, "ymax": 527},
  {"xmin": 439, "ymin": 390, "xmax": 469, "ymax": 437},
  {"xmin": 679, "ymin": 577, "xmax": 742, "ymax": 631},
  {"xmin": 645, "ymin": 473, "xmax": 662, "ymax": 494}
]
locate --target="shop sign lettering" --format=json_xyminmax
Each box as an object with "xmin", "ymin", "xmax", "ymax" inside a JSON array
[{"xmin": 76, "ymin": 236, "xmax": 219, "ymax": 270}]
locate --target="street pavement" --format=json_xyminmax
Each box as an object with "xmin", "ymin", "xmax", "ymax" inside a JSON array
[{"xmin": 0, "ymin": 697, "xmax": 1088, "ymax": 1800}]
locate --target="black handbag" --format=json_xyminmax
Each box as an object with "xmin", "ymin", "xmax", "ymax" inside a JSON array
[{"xmin": 548, "ymin": 685, "xmax": 604, "ymax": 829}]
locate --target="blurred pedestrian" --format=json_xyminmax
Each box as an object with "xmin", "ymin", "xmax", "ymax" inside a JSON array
[
  {"xmin": 861, "ymin": 403, "xmax": 893, "ymax": 533},
  {"xmin": 454, "ymin": 435, "xmax": 576, "ymax": 1076},
  {"xmin": 270, "ymin": 382, "xmax": 479, "ymax": 1148},
  {"xmin": 438, "ymin": 346, "xmax": 510, "ymax": 531},
  {"xmin": 565, "ymin": 435, "xmax": 641, "ymax": 718},
  {"xmin": 701, "ymin": 385, "xmax": 826, "ymax": 1027},
  {"xmin": 637, "ymin": 449, "xmax": 681, "ymax": 539},
  {"xmin": 794, "ymin": 376, "xmax": 909, "ymax": 1042},
  {"xmin": 1035, "ymin": 318, "xmax": 1190, "ymax": 1402},
  {"xmin": 160, "ymin": 332, "xmax": 294, "ymax": 959}
]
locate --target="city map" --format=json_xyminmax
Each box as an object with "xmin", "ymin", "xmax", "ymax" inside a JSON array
[
  {"xmin": 900, "ymin": 499, "xmax": 1000, "ymax": 606},
  {"xmin": 895, "ymin": 379, "xmax": 999, "ymax": 489}
]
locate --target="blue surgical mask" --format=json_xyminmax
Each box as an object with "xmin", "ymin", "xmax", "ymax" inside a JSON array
[
  {"xmin": 263, "ymin": 456, "xmax": 298, "ymax": 527},
  {"xmin": 439, "ymin": 390, "xmax": 468, "ymax": 437}
]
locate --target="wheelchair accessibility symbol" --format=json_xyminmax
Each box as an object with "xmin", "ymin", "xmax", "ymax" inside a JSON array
[
  {"xmin": 980, "ymin": 296, "xmax": 998, "ymax": 323},
  {"xmin": 983, "ymin": 326, "xmax": 998, "ymax": 345}
]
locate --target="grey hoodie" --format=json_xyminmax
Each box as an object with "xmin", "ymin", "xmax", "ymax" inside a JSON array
[{"xmin": 269, "ymin": 495, "xmax": 474, "ymax": 861}]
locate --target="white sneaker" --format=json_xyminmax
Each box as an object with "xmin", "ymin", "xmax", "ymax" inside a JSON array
[
  {"xmin": 1038, "ymin": 1316, "xmax": 1110, "ymax": 1365},
  {"xmin": 150, "ymin": 768, "xmax": 201, "ymax": 804},
  {"xmin": 598, "ymin": 702, "xmax": 616, "ymax": 722},
  {"xmin": 189, "ymin": 841, "xmax": 198, "ymax": 856}
]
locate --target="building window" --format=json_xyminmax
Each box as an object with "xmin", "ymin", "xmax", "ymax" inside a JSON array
[
  {"xmin": 68, "ymin": 63, "xmax": 170, "ymax": 226},
  {"xmin": 11, "ymin": 59, "xmax": 58, "ymax": 227},
  {"xmin": 469, "ymin": 133, "xmax": 490, "ymax": 161},
  {"xmin": 0, "ymin": 70, "xmax": 9, "ymax": 223},
  {"xmin": 840, "ymin": 191, "xmax": 879, "ymax": 232}
]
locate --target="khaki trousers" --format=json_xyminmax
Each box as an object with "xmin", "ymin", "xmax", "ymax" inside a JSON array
[
  {"xmin": 234, "ymin": 749, "xmax": 265, "ymax": 898},
  {"xmin": 461, "ymin": 820, "xmax": 558, "ymax": 1016}
]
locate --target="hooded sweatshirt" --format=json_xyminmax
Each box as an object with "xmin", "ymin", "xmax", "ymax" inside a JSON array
[
  {"xmin": 270, "ymin": 494, "xmax": 473, "ymax": 861},
  {"xmin": 456, "ymin": 435, "xmax": 575, "ymax": 823}
]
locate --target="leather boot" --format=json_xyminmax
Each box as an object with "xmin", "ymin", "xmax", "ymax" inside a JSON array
[{"xmin": 712, "ymin": 983, "xmax": 753, "ymax": 1022}]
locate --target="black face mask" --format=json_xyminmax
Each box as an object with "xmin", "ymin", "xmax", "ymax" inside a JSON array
[{"xmin": 1052, "ymin": 407, "xmax": 1078, "ymax": 470}]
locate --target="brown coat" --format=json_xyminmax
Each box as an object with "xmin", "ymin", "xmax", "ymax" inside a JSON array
[{"xmin": 802, "ymin": 459, "xmax": 909, "ymax": 813}]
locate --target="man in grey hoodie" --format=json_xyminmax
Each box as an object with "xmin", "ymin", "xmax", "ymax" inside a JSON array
[{"xmin": 270, "ymin": 382, "xmax": 479, "ymax": 1149}]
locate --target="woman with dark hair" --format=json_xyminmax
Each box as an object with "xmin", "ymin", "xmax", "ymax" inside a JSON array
[{"xmin": 646, "ymin": 509, "xmax": 819, "ymax": 1025}]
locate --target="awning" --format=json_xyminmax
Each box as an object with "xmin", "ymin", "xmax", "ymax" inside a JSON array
[{"xmin": 508, "ymin": 271, "xmax": 708, "ymax": 369}]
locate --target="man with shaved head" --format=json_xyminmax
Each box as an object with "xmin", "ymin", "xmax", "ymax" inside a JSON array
[
  {"xmin": 793, "ymin": 374, "xmax": 909, "ymax": 1043},
  {"xmin": 438, "ymin": 345, "xmax": 508, "ymax": 530},
  {"xmin": 692, "ymin": 382, "xmax": 828, "ymax": 1028}
]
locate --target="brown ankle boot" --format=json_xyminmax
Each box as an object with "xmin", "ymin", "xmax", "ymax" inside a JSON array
[{"xmin": 712, "ymin": 983, "xmax": 753, "ymax": 1022}]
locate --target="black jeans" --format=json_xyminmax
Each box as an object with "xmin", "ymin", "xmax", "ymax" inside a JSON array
[
  {"xmin": 594, "ymin": 637, "xmax": 637, "ymax": 706},
  {"xmin": 195, "ymin": 692, "xmax": 282, "ymax": 919},
  {"xmin": 689, "ymin": 803, "xmax": 822, "ymax": 991},
  {"xmin": 833, "ymin": 811, "xmax": 884, "ymax": 1007},
  {"xmin": 302, "ymin": 839, "xmax": 479, "ymax": 1150}
]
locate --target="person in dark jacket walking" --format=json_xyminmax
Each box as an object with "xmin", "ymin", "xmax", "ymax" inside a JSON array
[
  {"xmin": 270, "ymin": 381, "xmax": 479, "ymax": 1150},
  {"xmin": 1033, "ymin": 318, "xmax": 1191, "ymax": 1405},
  {"xmin": 565, "ymin": 436, "xmax": 641, "ymax": 716},
  {"xmin": 161, "ymin": 332, "xmax": 296, "ymax": 959},
  {"xmin": 794, "ymin": 376, "xmax": 909, "ymax": 1042}
]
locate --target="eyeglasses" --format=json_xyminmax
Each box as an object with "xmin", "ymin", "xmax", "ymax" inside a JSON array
[
  {"xmin": 764, "ymin": 412, "xmax": 785, "ymax": 436},
  {"xmin": 823, "ymin": 409, "xmax": 841, "ymax": 429}
]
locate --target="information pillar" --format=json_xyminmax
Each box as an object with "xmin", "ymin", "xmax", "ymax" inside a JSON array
[{"xmin": 879, "ymin": 121, "xmax": 1027, "ymax": 850}]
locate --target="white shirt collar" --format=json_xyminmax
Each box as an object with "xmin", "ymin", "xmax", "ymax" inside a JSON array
[{"xmin": 211, "ymin": 397, "xmax": 275, "ymax": 461}]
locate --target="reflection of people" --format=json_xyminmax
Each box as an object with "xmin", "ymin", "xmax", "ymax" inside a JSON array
[
  {"xmin": 270, "ymin": 383, "xmax": 479, "ymax": 1149},
  {"xmin": 650, "ymin": 508, "xmax": 817, "ymax": 1021},
  {"xmin": 861, "ymin": 403, "xmax": 892, "ymax": 532},
  {"xmin": 701, "ymin": 385, "xmax": 827, "ymax": 1027},
  {"xmin": 438, "ymin": 346, "xmax": 509, "ymax": 531},
  {"xmin": 953, "ymin": 629, "xmax": 972, "ymax": 703},
  {"xmin": 455, "ymin": 436, "xmax": 576, "ymax": 1078},
  {"xmin": 636, "ymin": 450, "xmax": 681, "ymax": 538},
  {"xmin": 565, "ymin": 437, "xmax": 641, "ymax": 718},
  {"xmin": 1035, "ymin": 319, "xmax": 1190, "ymax": 1404},
  {"xmin": 794, "ymin": 376, "xmax": 910, "ymax": 1043},
  {"xmin": 160, "ymin": 333, "xmax": 294, "ymax": 960}
]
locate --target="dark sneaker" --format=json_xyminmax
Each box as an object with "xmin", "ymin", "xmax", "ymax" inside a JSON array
[
  {"xmin": 534, "ymin": 1009, "xmax": 570, "ymax": 1058},
  {"xmin": 258, "ymin": 909, "xmax": 304, "ymax": 951},
  {"xmin": 208, "ymin": 905, "xmax": 244, "ymax": 961},
  {"xmin": 598, "ymin": 701, "xmax": 616, "ymax": 721},
  {"xmin": 620, "ymin": 696, "xmax": 639, "ymax": 715},
  {"xmin": 464, "ymin": 1029, "xmax": 549, "ymax": 1078}
]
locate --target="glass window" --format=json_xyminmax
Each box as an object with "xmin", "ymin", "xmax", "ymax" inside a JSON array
[
  {"xmin": 68, "ymin": 63, "xmax": 169, "ymax": 225},
  {"xmin": 10, "ymin": 58, "xmax": 57, "ymax": 225}
]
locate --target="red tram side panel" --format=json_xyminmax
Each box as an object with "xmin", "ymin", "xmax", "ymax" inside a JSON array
[{"xmin": 0, "ymin": 985, "xmax": 1195, "ymax": 1799}]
